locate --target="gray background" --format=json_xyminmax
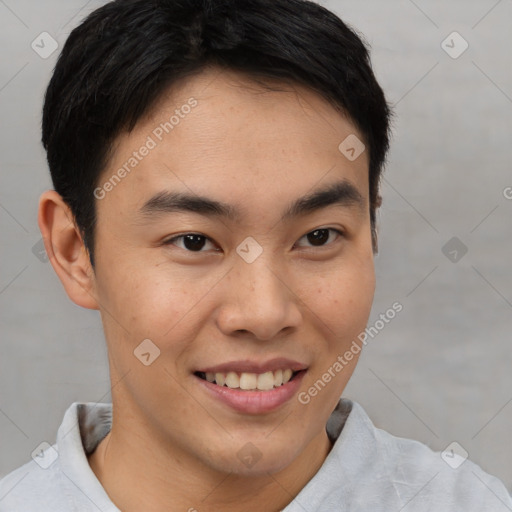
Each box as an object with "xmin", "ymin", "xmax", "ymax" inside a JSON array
[{"xmin": 1, "ymin": 0, "xmax": 511, "ymax": 492}]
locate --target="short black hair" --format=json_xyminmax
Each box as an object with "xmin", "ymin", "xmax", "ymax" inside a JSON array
[{"xmin": 42, "ymin": 0, "xmax": 392, "ymax": 267}]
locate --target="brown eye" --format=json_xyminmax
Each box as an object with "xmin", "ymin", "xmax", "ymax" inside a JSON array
[
  {"xmin": 296, "ymin": 228, "xmax": 343, "ymax": 248},
  {"xmin": 306, "ymin": 229, "xmax": 330, "ymax": 246},
  {"xmin": 164, "ymin": 233, "xmax": 217, "ymax": 252}
]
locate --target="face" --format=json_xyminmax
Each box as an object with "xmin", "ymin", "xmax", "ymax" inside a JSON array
[{"xmin": 90, "ymin": 67, "xmax": 375, "ymax": 476}]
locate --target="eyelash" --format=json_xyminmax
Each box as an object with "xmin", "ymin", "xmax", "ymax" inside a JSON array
[{"xmin": 162, "ymin": 228, "xmax": 344, "ymax": 253}]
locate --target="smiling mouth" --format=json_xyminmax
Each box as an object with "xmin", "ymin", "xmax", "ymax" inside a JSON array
[{"xmin": 194, "ymin": 369, "xmax": 304, "ymax": 391}]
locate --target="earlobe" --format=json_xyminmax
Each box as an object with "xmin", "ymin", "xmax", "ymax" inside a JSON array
[{"xmin": 37, "ymin": 190, "xmax": 99, "ymax": 310}]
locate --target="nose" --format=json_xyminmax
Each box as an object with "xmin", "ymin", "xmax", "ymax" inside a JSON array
[{"xmin": 215, "ymin": 254, "xmax": 303, "ymax": 341}]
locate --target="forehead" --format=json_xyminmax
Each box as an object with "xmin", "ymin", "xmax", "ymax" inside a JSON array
[{"xmin": 97, "ymin": 67, "xmax": 369, "ymax": 222}]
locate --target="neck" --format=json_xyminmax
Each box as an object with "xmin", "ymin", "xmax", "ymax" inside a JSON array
[{"xmin": 88, "ymin": 405, "xmax": 332, "ymax": 512}]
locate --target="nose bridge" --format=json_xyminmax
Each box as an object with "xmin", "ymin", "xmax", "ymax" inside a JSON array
[
  {"xmin": 217, "ymin": 247, "xmax": 301, "ymax": 339},
  {"xmin": 239, "ymin": 250, "xmax": 282, "ymax": 298},
  {"xmin": 234, "ymin": 233, "xmax": 281, "ymax": 288}
]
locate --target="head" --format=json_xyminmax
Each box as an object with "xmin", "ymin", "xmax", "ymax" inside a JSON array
[{"xmin": 39, "ymin": 0, "xmax": 391, "ymax": 478}]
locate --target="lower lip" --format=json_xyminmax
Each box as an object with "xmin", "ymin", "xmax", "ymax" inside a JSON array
[{"xmin": 195, "ymin": 371, "xmax": 307, "ymax": 415}]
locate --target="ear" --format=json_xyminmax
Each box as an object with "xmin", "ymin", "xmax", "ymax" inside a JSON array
[
  {"xmin": 37, "ymin": 190, "xmax": 99, "ymax": 310},
  {"xmin": 371, "ymin": 226, "xmax": 379, "ymax": 255},
  {"xmin": 371, "ymin": 194, "xmax": 382, "ymax": 254}
]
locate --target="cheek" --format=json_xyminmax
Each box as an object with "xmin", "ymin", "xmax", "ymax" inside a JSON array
[
  {"xmin": 298, "ymin": 257, "xmax": 375, "ymax": 403},
  {"xmin": 95, "ymin": 251, "xmax": 227, "ymax": 354},
  {"xmin": 294, "ymin": 259, "xmax": 374, "ymax": 428},
  {"xmin": 306, "ymin": 254, "xmax": 376, "ymax": 340}
]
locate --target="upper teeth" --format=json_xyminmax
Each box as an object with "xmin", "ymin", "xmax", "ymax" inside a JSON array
[{"xmin": 205, "ymin": 369, "xmax": 294, "ymax": 391}]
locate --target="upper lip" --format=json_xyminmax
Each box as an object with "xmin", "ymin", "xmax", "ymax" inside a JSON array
[{"xmin": 196, "ymin": 357, "xmax": 308, "ymax": 374}]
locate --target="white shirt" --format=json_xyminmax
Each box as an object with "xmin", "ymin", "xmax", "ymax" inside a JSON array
[{"xmin": 1, "ymin": 399, "xmax": 511, "ymax": 511}]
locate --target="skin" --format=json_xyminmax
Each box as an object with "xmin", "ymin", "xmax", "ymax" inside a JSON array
[{"xmin": 38, "ymin": 66, "xmax": 377, "ymax": 512}]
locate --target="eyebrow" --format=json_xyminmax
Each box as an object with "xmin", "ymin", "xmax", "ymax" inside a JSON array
[{"xmin": 138, "ymin": 179, "xmax": 365, "ymax": 223}]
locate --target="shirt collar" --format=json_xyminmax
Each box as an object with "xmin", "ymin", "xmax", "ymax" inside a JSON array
[
  {"xmin": 56, "ymin": 398, "xmax": 398, "ymax": 511},
  {"xmin": 57, "ymin": 401, "xmax": 119, "ymax": 511}
]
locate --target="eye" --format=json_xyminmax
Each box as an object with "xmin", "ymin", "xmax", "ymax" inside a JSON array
[
  {"xmin": 163, "ymin": 227, "xmax": 344, "ymax": 253},
  {"xmin": 295, "ymin": 228, "xmax": 343, "ymax": 249},
  {"xmin": 163, "ymin": 233, "xmax": 218, "ymax": 252}
]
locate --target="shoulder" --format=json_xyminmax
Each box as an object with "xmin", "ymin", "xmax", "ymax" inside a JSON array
[
  {"xmin": 0, "ymin": 401, "xmax": 115, "ymax": 512},
  {"xmin": 0, "ymin": 447, "xmax": 73, "ymax": 511},
  {"xmin": 354, "ymin": 401, "xmax": 512, "ymax": 511}
]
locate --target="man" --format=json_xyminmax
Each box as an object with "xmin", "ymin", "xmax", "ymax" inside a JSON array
[{"xmin": 1, "ymin": 0, "xmax": 511, "ymax": 510}]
